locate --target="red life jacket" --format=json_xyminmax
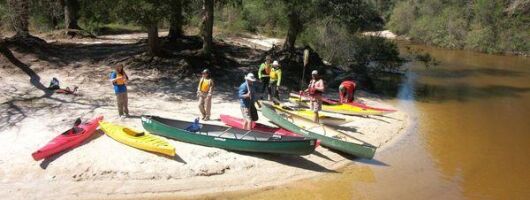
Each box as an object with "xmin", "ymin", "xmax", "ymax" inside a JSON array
[{"xmin": 308, "ymin": 79, "xmax": 324, "ymax": 95}]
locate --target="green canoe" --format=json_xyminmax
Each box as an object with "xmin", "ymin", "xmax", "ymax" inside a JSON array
[
  {"xmin": 141, "ymin": 115, "xmax": 317, "ymax": 155},
  {"xmin": 261, "ymin": 104, "xmax": 376, "ymax": 159}
]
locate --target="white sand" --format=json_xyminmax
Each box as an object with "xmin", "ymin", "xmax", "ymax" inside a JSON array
[{"xmin": 0, "ymin": 34, "xmax": 409, "ymax": 199}]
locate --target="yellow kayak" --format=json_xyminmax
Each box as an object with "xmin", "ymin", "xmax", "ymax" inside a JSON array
[
  {"xmin": 271, "ymin": 104, "xmax": 352, "ymax": 126},
  {"xmin": 99, "ymin": 121, "xmax": 176, "ymax": 156},
  {"xmin": 288, "ymin": 97, "xmax": 385, "ymax": 116}
]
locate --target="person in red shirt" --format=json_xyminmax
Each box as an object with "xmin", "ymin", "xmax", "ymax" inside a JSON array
[{"xmin": 339, "ymin": 80, "xmax": 356, "ymax": 103}]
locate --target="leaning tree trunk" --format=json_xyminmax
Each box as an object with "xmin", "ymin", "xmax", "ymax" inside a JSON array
[
  {"xmin": 147, "ymin": 23, "xmax": 161, "ymax": 56},
  {"xmin": 168, "ymin": 0, "xmax": 184, "ymax": 41},
  {"xmin": 63, "ymin": 0, "xmax": 81, "ymax": 30},
  {"xmin": 200, "ymin": 0, "xmax": 214, "ymax": 55},
  {"xmin": 283, "ymin": 10, "xmax": 301, "ymax": 51},
  {"xmin": 7, "ymin": 0, "xmax": 30, "ymax": 38}
]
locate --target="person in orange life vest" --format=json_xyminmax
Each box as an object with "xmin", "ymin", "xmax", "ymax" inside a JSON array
[
  {"xmin": 304, "ymin": 70, "xmax": 325, "ymax": 123},
  {"xmin": 109, "ymin": 64, "xmax": 129, "ymax": 118},
  {"xmin": 269, "ymin": 60, "xmax": 282, "ymax": 101},
  {"xmin": 197, "ymin": 69, "xmax": 214, "ymax": 121},
  {"xmin": 258, "ymin": 55, "xmax": 273, "ymax": 99},
  {"xmin": 339, "ymin": 79, "xmax": 356, "ymax": 103}
]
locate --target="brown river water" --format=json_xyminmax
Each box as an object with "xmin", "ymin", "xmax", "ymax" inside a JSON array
[{"xmin": 227, "ymin": 42, "xmax": 530, "ymax": 199}]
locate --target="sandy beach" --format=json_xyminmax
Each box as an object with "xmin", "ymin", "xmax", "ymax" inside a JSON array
[{"xmin": 0, "ymin": 33, "xmax": 409, "ymax": 199}]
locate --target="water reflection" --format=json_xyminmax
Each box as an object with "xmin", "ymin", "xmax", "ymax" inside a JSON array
[{"xmin": 408, "ymin": 43, "xmax": 530, "ymax": 199}]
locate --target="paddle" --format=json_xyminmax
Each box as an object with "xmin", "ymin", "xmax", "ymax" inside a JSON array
[{"xmin": 300, "ymin": 48, "xmax": 310, "ymax": 103}]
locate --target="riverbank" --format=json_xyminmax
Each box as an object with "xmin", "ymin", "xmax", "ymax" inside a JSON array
[{"xmin": 0, "ymin": 33, "xmax": 409, "ymax": 199}]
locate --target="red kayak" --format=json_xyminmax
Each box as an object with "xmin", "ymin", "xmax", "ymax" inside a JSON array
[
  {"xmin": 32, "ymin": 116, "xmax": 103, "ymax": 161},
  {"xmin": 220, "ymin": 115, "xmax": 319, "ymax": 146}
]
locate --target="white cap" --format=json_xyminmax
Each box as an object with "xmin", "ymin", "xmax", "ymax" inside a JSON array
[
  {"xmin": 272, "ymin": 61, "xmax": 279, "ymax": 66},
  {"xmin": 245, "ymin": 73, "xmax": 256, "ymax": 81},
  {"xmin": 312, "ymin": 70, "xmax": 318, "ymax": 75}
]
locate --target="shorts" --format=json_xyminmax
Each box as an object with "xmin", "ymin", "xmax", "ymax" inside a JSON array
[
  {"xmin": 241, "ymin": 107, "xmax": 252, "ymax": 120},
  {"xmin": 310, "ymin": 99, "xmax": 322, "ymax": 112}
]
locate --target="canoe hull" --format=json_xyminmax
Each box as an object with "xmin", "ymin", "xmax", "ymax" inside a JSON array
[
  {"xmin": 289, "ymin": 97, "xmax": 386, "ymax": 116},
  {"xmin": 261, "ymin": 105, "xmax": 376, "ymax": 159},
  {"xmin": 220, "ymin": 114, "xmax": 321, "ymax": 147},
  {"xmin": 141, "ymin": 116, "xmax": 316, "ymax": 155},
  {"xmin": 271, "ymin": 105, "xmax": 352, "ymax": 127},
  {"xmin": 32, "ymin": 116, "xmax": 103, "ymax": 161},
  {"xmin": 99, "ymin": 121, "xmax": 176, "ymax": 156},
  {"xmin": 289, "ymin": 93, "xmax": 395, "ymax": 114}
]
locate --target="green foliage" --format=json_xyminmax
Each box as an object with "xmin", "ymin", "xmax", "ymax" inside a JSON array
[
  {"xmin": 0, "ymin": 0, "xmax": 7, "ymax": 30},
  {"xmin": 387, "ymin": 1, "xmax": 416, "ymax": 35},
  {"xmin": 386, "ymin": 0, "xmax": 530, "ymax": 55},
  {"xmin": 298, "ymin": 20, "xmax": 402, "ymax": 73}
]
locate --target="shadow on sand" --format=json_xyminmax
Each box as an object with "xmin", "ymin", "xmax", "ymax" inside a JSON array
[
  {"xmin": 235, "ymin": 151, "xmax": 337, "ymax": 173},
  {"xmin": 39, "ymin": 130, "xmax": 105, "ymax": 169}
]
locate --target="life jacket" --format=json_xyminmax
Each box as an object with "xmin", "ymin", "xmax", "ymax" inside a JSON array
[
  {"xmin": 199, "ymin": 78, "xmax": 212, "ymax": 93},
  {"xmin": 270, "ymin": 68, "xmax": 280, "ymax": 80},
  {"xmin": 261, "ymin": 63, "xmax": 271, "ymax": 75},
  {"xmin": 308, "ymin": 79, "xmax": 324, "ymax": 95},
  {"xmin": 48, "ymin": 77, "xmax": 60, "ymax": 90},
  {"xmin": 115, "ymin": 73, "xmax": 127, "ymax": 85}
]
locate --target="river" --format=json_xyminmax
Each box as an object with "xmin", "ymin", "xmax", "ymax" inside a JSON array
[{"xmin": 232, "ymin": 42, "xmax": 530, "ymax": 199}]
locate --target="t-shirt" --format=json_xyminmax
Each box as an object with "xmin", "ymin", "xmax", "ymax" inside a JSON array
[
  {"xmin": 238, "ymin": 82, "xmax": 256, "ymax": 108},
  {"xmin": 110, "ymin": 71, "xmax": 127, "ymax": 94}
]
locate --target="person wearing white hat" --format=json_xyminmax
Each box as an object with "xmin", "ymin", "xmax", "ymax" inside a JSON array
[
  {"xmin": 305, "ymin": 70, "xmax": 325, "ymax": 123},
  {"xmin": 197, "ymin": 69, "xmax": 214, "ymax": 120},
  {"xmin": 269, "ymin": 61, "xmax": 282, "ymax": 101},
  {"xmin": 238, "ymin": 73, "xmax": 258, "ymax": 130}
]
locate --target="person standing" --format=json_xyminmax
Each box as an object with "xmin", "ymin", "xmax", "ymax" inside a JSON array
[
  {"xmin": 109, "ymin": 64, "xmax": 129, "ymax": 118},
  {"xmin": 258, "ymin": 55, "xmax": 272, "ymax": 99},
  {"xmin": 269, "ymin": 60, "xmax": 282, "ymax": 102},
  {"xmin": 339, "ymin": 79, "xmax": 356, "ymax": 103},
  {"xmin": 238, "ymin": 73, "xmax": 258, "ymax": 130},
  {"xmin": 305, "ymin": 70, "xmax": 325, "ymax": 123},
  {"xmin": 197, "ymin": 69, "xmax": 214, "ymax": 120}
]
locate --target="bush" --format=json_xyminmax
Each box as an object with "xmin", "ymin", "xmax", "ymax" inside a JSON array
[
  {"xmin": 386, "ymin": 0, "xmax": 529, "ymax": 55},
  {"xmin": 387, "ymin": 1, "xmax": 416, "ymax": 35}
]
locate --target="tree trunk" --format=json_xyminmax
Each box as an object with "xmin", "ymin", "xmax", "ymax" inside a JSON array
[
  {"xmin": 63, "ymin": 0, "xmax": 81, "ymax": 30},
  {"xmin": 168, "ymin": 0, "xmax": 184, "ymax": 41},
  {"xmin": 283, "ymin": 10, "xmax": 301, "ymax": 51},
  {"xmin": 200, "ymin": 0, "xmax": 214, "ymax": 55},
  {"xmin": 7, "ymin": 0, "xmax": 30, "ymax": 38},
  {"xmin": 147, "ymin": 23, "xmax": 160, "ymax": 56}
]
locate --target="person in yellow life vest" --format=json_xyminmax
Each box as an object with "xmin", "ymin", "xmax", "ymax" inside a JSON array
[
  {"xmin": 258, "ymin": 55, "xmax": 272, "ymax": 98},
  {"xmin": 197, "ymin": 69, "xmax": 214, "ymax": 120},
  {"xmin": 269, "ymin": 60, "xmax": 282, "ymax": 101}
]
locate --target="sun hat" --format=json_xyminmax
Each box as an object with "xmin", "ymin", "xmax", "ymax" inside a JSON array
[
  {"xmin": 202, "ymin": 69, "xmax": 210, "ymax": 74},
  {"xmin": 272, "ymin": 61, "xmax": 279, "ymax": 66},
  {"xmin": 245, "ymin": 73, "xmax": 256, "ymax": 81},
  {"xmin": 312, "ymin": 70, "xmax": 318, "ymax": 75}
]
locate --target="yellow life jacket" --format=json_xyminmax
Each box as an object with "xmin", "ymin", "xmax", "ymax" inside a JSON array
[
  {"xmin": 270, "ymin": 68, "xmax": 280, "ymax": 80},
  {"xmin": 199, "ymin": 78, "xmax": 212, "ymax": 92}
]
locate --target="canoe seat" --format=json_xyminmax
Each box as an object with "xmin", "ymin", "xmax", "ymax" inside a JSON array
[{"xmin": 123, "ymin": 128, "xmax": 145, "ymax": 137}]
